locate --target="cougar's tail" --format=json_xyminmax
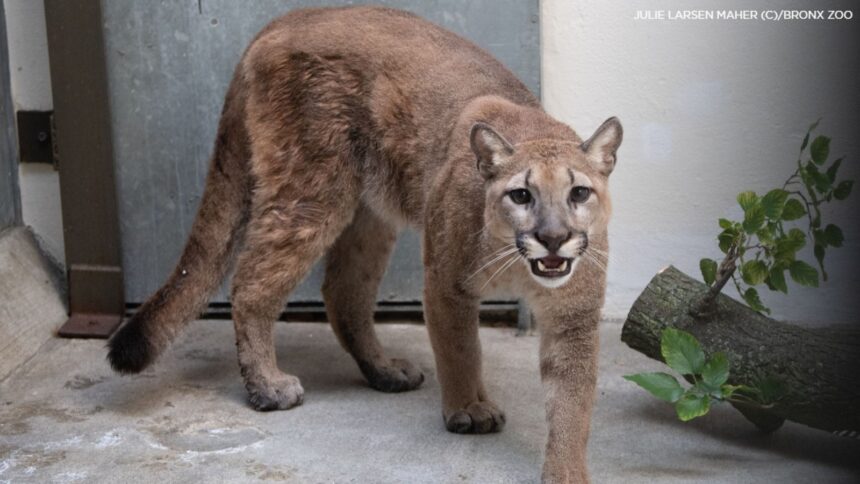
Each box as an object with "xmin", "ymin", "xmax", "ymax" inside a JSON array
[{"xmin": 107, "ymin": 88, "xmax": 250, "ymax": 374}]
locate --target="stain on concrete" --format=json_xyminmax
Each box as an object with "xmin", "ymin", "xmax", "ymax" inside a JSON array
[
  {"xmin": 0, "ymin": 444, "xmax": 15, "ymax": 460},
  {"xmin": 179, "ymin": 348, "xmax": 225, "ymax": 363},
  {"xmin": 13, "ymin": 448, "xmax": 68, "ymax": 468},
  {"xmin": 0, "ymin": 447, "xmax": 69, "ymax": 481},
  {"xmin": 244, "ymin": 459, "xmax": 296, "ymax": 481},
  {"xmin": 624, "ymin": 465, "xmax": 714, "ymax": 479},
  {"xmin": 64, "ymin": 375, "xmax": 108, "ymax": 390},
  {"xmin": 140, "ymin": 453, "xmax": 193, "ymax": 472},
  {"xmin": 49, "ymin": 470, "xmax": 88, "ymax": 483},
  {"xmin": 142, "ymin": 418, "xmax": 267, "ymax": 453},
  {"xmin": 0, "ymin": 403, "xmax": 88, "ymax": 435}
]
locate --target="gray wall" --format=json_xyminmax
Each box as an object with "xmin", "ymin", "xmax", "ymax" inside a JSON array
[
  {"xmin": 102, "ymin": 0, "xmax": 540, "ymax": 303},
  {"xmin": 0, "ymin": 2, "xmax": 22, "ymax": 229}
]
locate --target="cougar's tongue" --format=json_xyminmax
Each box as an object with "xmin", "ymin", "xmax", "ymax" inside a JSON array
[{"xmin": 540, "ymin": 255, "xmax": 565, "ymax": 269}]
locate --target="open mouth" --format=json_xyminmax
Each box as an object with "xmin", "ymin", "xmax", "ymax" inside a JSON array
[{"xmin": 529, "ymin": 255, "xmax": 574, "ymax": 278}]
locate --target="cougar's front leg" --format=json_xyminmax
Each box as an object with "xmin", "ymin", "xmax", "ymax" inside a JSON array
[
  {"xmin": 424, "ymin": 274, "xmax": 505, "ymax": 434},
  {"xmin": 535, "ymin": 306, "xmax": 600, "ymax": 484}
]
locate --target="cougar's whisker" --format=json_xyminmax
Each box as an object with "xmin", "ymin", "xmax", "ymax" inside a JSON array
[
  {"xmin": 484, "ymin": 243, "xmax": 516, "ymax": 259},
  {"xmin": 465, "ymin": 247, "xmax": 518, "ymax": 282},
  {"xmin": 586, "ymin": 246, "xmax": 608, "ymax": 256},
  {"xmin": 581, "ymin": 251, "xmax": 607, "ymax": 273},
  {"xmin": 481, "ymin": 251, "xmax": 521, "ymax": 291}
]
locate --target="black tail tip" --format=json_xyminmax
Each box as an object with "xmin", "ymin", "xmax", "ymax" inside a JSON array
[{"xmin": 107, "ymin": 320, "xmax": 154, "ymax": 374}]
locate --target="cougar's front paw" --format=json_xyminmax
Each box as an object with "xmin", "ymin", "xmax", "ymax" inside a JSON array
[
  {"xmin": 542, "ymin": 462, "xmax": 589, "ymax": 484},
  {"xmin": 444, "ymin": 400, "xmax": 505, "ymax": 434},
  {"xmin": 245, "ymin": 374, "xmax": 305, "ymax": 411},
  {"xmin": 361, "ymin": 358, "xmax": 425, "ymax": 393}
]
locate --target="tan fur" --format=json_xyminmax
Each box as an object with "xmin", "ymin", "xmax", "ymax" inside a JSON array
[{"xmin": 107, "ymin": 7, "xmax": 622, "ymax": 483}]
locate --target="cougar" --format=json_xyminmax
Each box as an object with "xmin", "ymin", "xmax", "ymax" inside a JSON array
[{"xmin": 108, "ymin": 6, "xmax": 622, "ymax": 482}]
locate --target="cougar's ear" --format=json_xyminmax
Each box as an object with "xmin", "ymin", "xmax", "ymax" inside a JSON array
[
  {"xmin": 582, "ymin": 117, "xmax": 623, "ymax": 176},
  {"xmin": 471, "ymin": 122, "xmax": 514, "ymax": 179}
]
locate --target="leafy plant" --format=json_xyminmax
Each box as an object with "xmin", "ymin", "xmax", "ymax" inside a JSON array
[
  {"xmin": 698, "ymin": 121, "xmax": 852, "ymax": 314},
  {"xmin": 625, "ymin": 122, "xmax": 847, "ymax": 423},
  {"xmin": 624, "ymin": 328, "xmax": 782, "ymax": 421}
]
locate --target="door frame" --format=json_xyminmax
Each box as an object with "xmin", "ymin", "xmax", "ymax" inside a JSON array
[{"xmin": 45, "ymin": 0, "xmax": 125, "ymax": 337}]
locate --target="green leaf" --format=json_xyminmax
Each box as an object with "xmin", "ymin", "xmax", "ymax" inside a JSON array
[
  {"xmin": 823, "ymin": 224, "xmax": 844, "ymax": 248},
  {"xmin": 742, "ymin": 205, "xmax": 765, "ymax": 233},
  {"xmin": 826, "ymin": 158, "xmax": 842, "ymax": 182},
  {"xmin": 756, "ymin": 226, "xmax": 775, "ymax": 245},
  {"xmin": 718, "ymin": 228, "xmax": 740, "ymax": 254},
  {"xmin": 785, "ymin": 228, "xmax": 806, "ymax": 250},
  {"xmin": 813, "ymin": 243, "xmax": 827, "ymax": 282},
  {"xmin": 675, "ymin": 393, "xmax": 711, "ymax": 421},
  {"xmin": 800, "ymin": 133, "xmax": 810, "ymax": 152},
  {"xmin": 720, "ymin": 384, "xmax": 742, "ymax": 399},
  {"xmin": 737, "ymin": 191, "xmax": 758, "ymax": 211},
  {"xmin": 718, "ymin": 218, "xmax": 733, "ymax": 229},
  {"xmin": 742, "ymin": 287, "xmax": 768, "ymax": 313},
  {"xmin": 811, "ymin": 211, "xmax": 821, "ymax": 229},
  {"xmin": 773, "ymin": 229, "xmax": 805, "ymax": 265},
  {"xmin": 661, "ymin": 328, "xmax": 706, "ymax": 376},
  {"xmin": 834, "ymin": 180, "xmax": 853, "ymax": 200},
  {"xmin": 800, "ymin": 119, "xmax": 820, "ymax": 152},
  {"xmin": 754, "ymin": 376, "xmax": 787, "ymax": 405},
  {"xmin": 760, "ymin": 189, "xmax": 788, "ymax": 220},
  {"xmin": 805, "ymin": 163, "xmax": 832, "ymax": 193},
  {"xmin": 781, "ymin": 198, "xmax": 806, "ymax": 221},
  {"xmin": 789, "ymin": 260, "xmax": 819, "ymax": 287},
  {"xmin": 692, "ymin": 380, "xmax": 722, "ymax": 400},
  {"xmin": 800, "ymin": 165, "xmax": 814, "ymax": 192},
  {"xmin": 701, "ymin": 352, "xmax": 730, "ymax": 388},
  {"xmin": 767, "ymin": 267, "xmax": 788, "ymax": 293},
  {"xmin": 812, "ymin": 228, "xmax": 825, "ymax": 248},
  {"xmin": 741, "ymin": 260, "xmax": 768, "ymax": 285},
  {"xmin": 623, "ymin": 372, "xmax": 685, "ymax": 403},
  {"xmin": 700, "ymin": 258, "xmax": 718, "ymax": 286},
  {"xmin": 810, "ymin": 136, "xmax": 831, "ymax": 165}
]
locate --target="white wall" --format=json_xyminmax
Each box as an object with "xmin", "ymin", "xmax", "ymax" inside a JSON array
[
  {"xmin": 3, "ymin": 0, "xmax": 63, "ymax": 263},
  {"xmin": 542, "ymin": 0, "xmax": 860, "ymax": 325}
]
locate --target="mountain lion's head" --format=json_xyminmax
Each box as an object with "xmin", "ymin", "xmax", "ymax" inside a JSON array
[{"xmin": 471, "ymin": 118, "xmax": 622, "ymax": 288}]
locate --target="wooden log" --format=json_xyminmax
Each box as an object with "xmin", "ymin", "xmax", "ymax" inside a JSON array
[{"xmin": 621, "ymin": 265, "xmax": 860, "ymax": 435}]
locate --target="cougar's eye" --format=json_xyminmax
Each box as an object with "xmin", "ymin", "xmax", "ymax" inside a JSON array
[
  {"xmin": 508, "ymin": 189, "xmax": 532, "ymax": 205},
  {"xmin": 570, "ymin": 186, "xmax": 591, "ymax": 204}
]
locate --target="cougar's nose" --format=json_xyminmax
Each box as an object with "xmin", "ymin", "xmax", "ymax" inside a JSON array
[{"xmin": 535, "ymin": 231, "xmax": 572, "ymax": 253}]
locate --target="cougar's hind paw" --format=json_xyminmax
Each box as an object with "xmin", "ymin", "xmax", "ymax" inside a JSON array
[{"xmin": 362, "ymin": 358, "xmax": 425, "ymax": 393}]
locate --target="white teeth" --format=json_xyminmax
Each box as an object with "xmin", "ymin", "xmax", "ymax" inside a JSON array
[{"xmin": 536, "ymin": 259, "xmax": 570, "ymax": 273}]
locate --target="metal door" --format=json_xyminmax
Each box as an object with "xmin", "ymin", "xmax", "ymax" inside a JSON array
[{"xmin": 102, "ymin": 0, "xmax": 540, "ymax": 305}]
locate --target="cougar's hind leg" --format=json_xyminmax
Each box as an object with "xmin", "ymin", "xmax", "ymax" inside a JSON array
[
  {"xmin": 233, "ymin": 45, "xmax": 372, "ymax": 410},
  {"xmin": 322, "ymin": 205, "xmax": 424, "ymax": 392},
  {"xmin": 231, "ymin": 172, "xmax": 359, "ymax": 410}
]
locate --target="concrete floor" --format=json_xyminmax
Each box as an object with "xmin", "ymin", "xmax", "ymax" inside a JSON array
[{"xmin": 0, "ymin": 320, "xmax": 857, "ymax": 483}]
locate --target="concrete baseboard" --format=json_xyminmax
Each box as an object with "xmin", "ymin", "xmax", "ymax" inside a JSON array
[{"xmin": 0, "ymin": 226, "xmax": 67, "ymax": 380}]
